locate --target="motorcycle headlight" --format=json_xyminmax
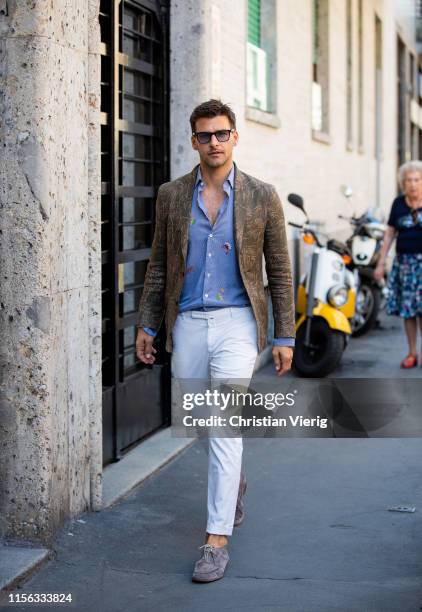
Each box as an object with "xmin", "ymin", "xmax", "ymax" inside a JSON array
[{"xmin": 327, "ymin": 285, "xmax": 348, "ymax": 307}]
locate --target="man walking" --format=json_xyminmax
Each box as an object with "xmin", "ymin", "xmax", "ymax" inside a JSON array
[{"xmin": 136, "ymin": 100, "xmax": 295, "ymax": 582}]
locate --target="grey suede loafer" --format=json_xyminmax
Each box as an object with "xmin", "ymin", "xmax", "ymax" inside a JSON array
[
  {"xmin": 234, "ymin": 472, "xmax": 247, "ymax": 527},
  {"xmin": 192, "ymin": 544, "xmax": 229, "ymax": 583}
]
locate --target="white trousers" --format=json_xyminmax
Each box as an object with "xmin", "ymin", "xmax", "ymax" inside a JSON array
[{"xmin": 171, "ymin": 306, "xmax": 258, "ymax": 536}]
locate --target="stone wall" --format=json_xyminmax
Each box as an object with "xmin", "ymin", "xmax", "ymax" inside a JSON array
[{"xmin": 0, "ymin": 0, "xmax": 102, "ymax": 545}]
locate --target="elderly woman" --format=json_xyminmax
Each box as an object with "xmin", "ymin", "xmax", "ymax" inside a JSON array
[{"xmin": 374, "ymin": 160, "xmax": 422, "ymax": 368}]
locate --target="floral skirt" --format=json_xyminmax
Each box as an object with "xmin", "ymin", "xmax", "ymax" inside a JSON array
[{"xmin": 386, "ymin": 253, "xmax": 422, "ymax": 318}]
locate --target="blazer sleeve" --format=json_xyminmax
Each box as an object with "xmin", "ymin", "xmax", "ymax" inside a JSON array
[
  {"xmin": 263, "ymin": 186, "xmax": 296, "ymax": 339},
  {"xmin": 137, "ymin": 185, "xmax": 167, "ymax": 332}
]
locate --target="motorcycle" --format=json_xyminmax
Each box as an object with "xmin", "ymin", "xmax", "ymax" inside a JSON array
[
  {"xmin": 288, "ymin": 194, "xmax": 356, "ymax": 378},
  {"xmin": 338, "ymin": 211, "xmax": 387, "ymax": 336}
]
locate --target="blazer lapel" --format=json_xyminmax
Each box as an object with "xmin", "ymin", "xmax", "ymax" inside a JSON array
[
  {"xmin": 233, "ymin": 163, "xmax": 248, "ymax": 259},
  {"xmin": 179, "ymin": 165, "xmax": 199, "ymax": 265}
]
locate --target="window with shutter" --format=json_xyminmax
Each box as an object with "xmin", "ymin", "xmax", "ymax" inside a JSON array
[
  {"xmin": 246, "ymin": 0, "xmax": 278, "ymax": 118},
  {"xmin": 311, "ymin": 0, "xmax": 329, "ymax": 135},
  {"xmin": 248, "ymin": 0, "xmax": 261, "ymax": 47}
]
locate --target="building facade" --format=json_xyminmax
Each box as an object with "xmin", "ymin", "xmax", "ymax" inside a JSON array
[{"xmin": 0, "ymin": 0, "xmax": 421, "ymax": 545}]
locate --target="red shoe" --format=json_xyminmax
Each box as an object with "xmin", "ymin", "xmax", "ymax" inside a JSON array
[{"xmin": 400, "ymin": 354, "xmax": 418, "ymax": 369}]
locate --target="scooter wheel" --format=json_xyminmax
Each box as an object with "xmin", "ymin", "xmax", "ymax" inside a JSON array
[
  {"xmin": 293, "ymin": 318, "xmax": 345, "ymax": 378},
  {"xmin": 351, "ymin": 282, "xmax": 381, "ymax": 337}
]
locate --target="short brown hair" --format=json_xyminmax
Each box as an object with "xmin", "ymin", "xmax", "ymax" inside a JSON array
[{"xmin": 190, "ymin": 99, "xmax": 236, "ymax": 133}]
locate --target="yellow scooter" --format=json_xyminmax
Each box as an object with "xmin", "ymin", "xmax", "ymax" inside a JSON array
[{"xmin": 288, "ymin": 194, "xmax": 356, "ymax": 377}]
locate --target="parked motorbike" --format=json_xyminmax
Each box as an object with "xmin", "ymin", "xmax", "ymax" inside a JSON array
[
  {"xmin": 288, "ymin": 194, "xmax": 356, "ymax": 378},
  {"xmin": 338, "ymin": 211, "xmax": 387, "ymax": 336}
]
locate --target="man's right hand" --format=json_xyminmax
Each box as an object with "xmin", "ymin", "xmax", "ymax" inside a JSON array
[{"xmin": 136, "ymin": 328, "xmax": 157, "ymax": 365}]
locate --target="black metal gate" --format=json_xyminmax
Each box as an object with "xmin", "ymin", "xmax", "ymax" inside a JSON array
[{"xmin": 100, "ymin": 0, "xmax": 170, "ymax": 465}]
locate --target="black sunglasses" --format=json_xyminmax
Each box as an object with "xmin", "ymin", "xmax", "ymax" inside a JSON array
[{"xmin": 193, "ymin": 129, "xmax": 235, "ymax": 144}]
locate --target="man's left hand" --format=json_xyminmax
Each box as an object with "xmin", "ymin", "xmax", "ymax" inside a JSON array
[{"xmin": 272, "ymin": 346, "xmax": 293, "ymax": 377}]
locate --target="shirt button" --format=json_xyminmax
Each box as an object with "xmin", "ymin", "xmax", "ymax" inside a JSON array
[
  {"xmin": 208, "ymin": 253, "xmax": 212, "ymax": 257},
  {"xmin": 207, "ymin": 273, "xmax": 211, "ymax": 277},
  {"xmin": 204, "ymin": 293, "xmax": 208, "ymax": 298},
  {"xmin": 209, "ymin": 234, "xmax": 213, "ymax": 238}
]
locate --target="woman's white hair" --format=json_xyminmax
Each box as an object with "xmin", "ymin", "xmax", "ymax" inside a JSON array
[{"xmin": 397, "ymin": 160, "xmax": 422, "ymax": 190}]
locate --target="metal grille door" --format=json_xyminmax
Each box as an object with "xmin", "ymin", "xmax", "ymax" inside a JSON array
[{"xmin": 100, "ymin": 0, "xmax": 170, "ymax": 465}]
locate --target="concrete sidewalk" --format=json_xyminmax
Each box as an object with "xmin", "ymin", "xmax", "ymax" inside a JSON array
[
  {"xmin": 1, "ymin": 437, "xmax": 421, "ymax": 611},
  {"xmin": 1, "ymin": 313, "xmax": 422, "ymax": 611}
]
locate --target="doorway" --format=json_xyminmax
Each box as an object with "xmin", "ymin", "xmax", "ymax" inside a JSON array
[{"xmin": 99, "ymin": 0, "xmax": 170, "ymax": 465}]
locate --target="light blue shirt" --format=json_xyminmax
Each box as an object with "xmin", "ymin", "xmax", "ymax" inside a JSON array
[
  {"xmin": 178, "ymin": 165, "xmax": 250, "ymax": 311},
  {"xmin": 144, "ymin": 166, "xmax": 294, "ymax": 347}
]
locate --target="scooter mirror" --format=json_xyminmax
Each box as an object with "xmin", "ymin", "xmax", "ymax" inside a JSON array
[{"xmin": 287, "ymin": 193, "xmax": 305, "ymax": 210}]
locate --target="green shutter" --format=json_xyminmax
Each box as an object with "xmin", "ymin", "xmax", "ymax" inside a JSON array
[{"xmin": 248, "ymin": 0, "xmax": 261, "ymax": 47}]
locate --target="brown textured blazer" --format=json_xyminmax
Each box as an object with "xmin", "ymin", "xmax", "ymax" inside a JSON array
[{"xmin": 137, "ymin": 162, "xmax": 296, "ymax": 353}]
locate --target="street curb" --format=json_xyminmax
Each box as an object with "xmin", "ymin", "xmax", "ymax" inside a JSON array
[
  {"xmin": 0, "ymin": 545, "xmax": 52, "ymax": 601},
  {"xmin": 102, "ymin": 428, "xmax": 196, "ymax": 508}
]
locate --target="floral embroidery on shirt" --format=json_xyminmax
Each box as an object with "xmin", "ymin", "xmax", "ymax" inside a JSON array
[
  {"xmin": 190, "ymin": 217, "xmax": 196, "ymax": 225},
  {"xmin": 216, "ymin": 287, "xmax": 225, "ymax": 301},
  {"xmin": 222, "ymin": 242, "xmax": 231, "ymax": 254},
  {"xmin": 185, "ymin": 266, "xmax": 194, "ymax": 275}
]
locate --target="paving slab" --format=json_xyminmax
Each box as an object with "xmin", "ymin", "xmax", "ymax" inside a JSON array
[{"xmin": 102, "ymin": 427, "xmax": 195, "ymax": 508}]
